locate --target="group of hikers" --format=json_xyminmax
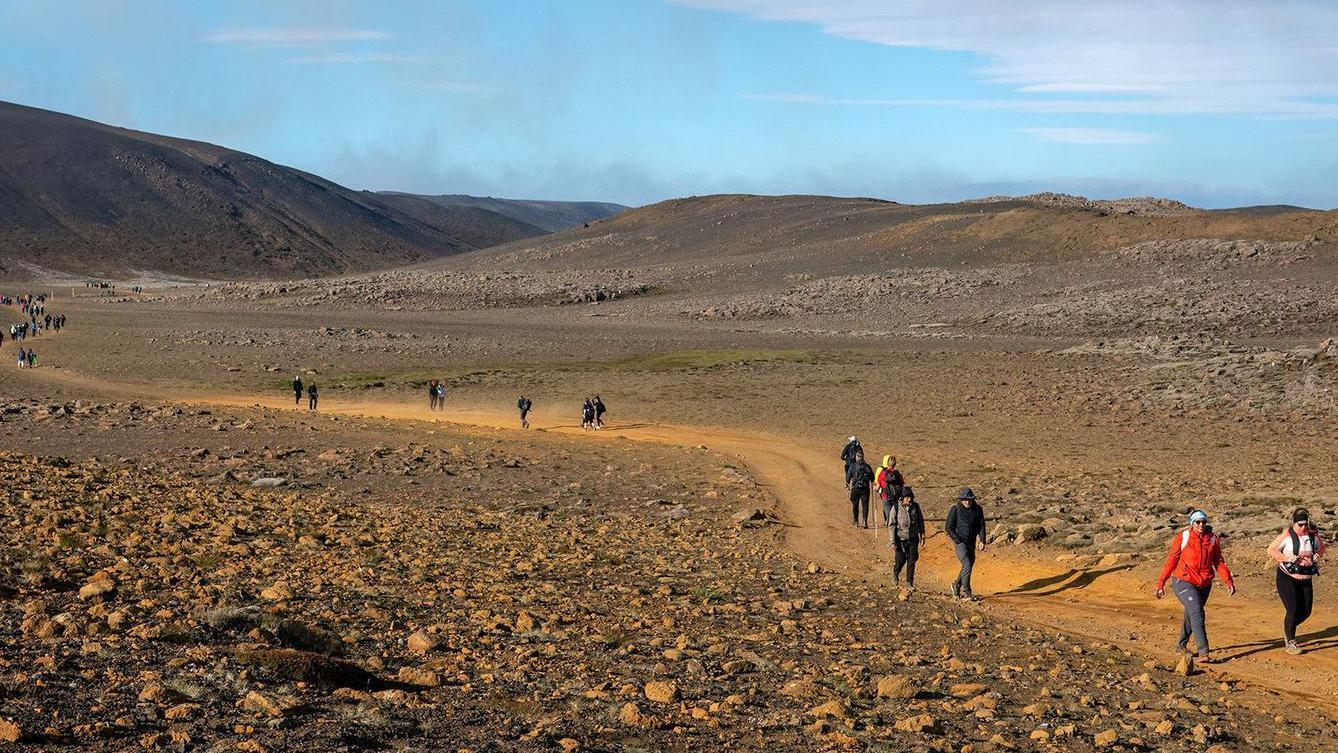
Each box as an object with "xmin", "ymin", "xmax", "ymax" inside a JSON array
[
  {"xmin": 581, "ymin": 396, "xmax": 607, "ymax": 430},
  {"xmin": 3, "ymin": 292, "xmax": 67, "ymax": 368},
  {"xmin": 291, "ymin": 376, "xmax": 318, "ymax": 411},
  {"xmin": 840, "ymin": 435, "xmax": 1324, "ymax": 658}
]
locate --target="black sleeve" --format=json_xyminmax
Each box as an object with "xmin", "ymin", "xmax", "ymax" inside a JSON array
[
  {"xmin": 977, "ymin": 507, "xmax": 987, "ymax": 544},
  {"xmin": 945, "ymin": 505, "xmax": 960, "ymax": 542},
  {"xmin": 844, "ymin": 463, "xmax": 855, "ymax": 486}
]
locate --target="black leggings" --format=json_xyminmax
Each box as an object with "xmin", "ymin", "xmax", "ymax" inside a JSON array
[
  {"xmin": 1276, "ymin": 569, "xmax": 1314, "ymax": 642},
  {"xmin": 850, "ymin": 489, "xmax": 869, "ymax": 526}
]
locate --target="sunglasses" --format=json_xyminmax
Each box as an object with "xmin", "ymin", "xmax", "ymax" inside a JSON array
[{"xmin": 1191, "ymin": 520, "xmax": 1207, "ymax": 525}]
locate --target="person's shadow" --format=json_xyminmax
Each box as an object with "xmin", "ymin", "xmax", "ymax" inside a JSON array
[
  {"xmin": 991, "ymin": 564, "xmax": 1138, "ymax": 598},
  {"xmin": 1215, "ymin": 623, "xmax": 1338, "ymax": 661}
]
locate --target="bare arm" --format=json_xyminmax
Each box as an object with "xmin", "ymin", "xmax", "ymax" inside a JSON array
[{"xmin": 1267, "ymin": 531, "xmax": 1291, "ymax": 564}]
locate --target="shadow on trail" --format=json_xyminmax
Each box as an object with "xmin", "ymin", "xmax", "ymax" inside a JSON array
[
  {"xmin": 1217, "ymin": 624, "xmax": 1338, "ymax": 662},
  {"xmin": 994, "ymin": 564, "xmax": 1137, "ymax": 598}
]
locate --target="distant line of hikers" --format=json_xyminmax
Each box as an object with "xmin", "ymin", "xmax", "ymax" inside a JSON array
[
  {"xmin": 840, "ymin": 435, "xmax": 1323, "ymax": 658},
  {"xmin": 3, "ymin": 292, "xmax": 69, "ymax": 367}
]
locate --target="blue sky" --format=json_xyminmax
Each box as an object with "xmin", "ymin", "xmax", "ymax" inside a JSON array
[{"xmin": 2, "ymin": 0, "xmax": 1336, "ymax": 207}]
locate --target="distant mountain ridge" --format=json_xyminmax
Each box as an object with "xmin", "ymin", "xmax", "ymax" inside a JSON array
[
  {"xmin": 0, "ymin": 101, "xmax": 623, "ymax": 280},
  {"xmin": 377, "ymin": 193, "xmax": 627, "ymax": 233}
]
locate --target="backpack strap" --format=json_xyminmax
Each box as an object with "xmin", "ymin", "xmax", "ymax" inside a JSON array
[
  {"xmin": 1179, "ymin": 529, "xmax": 1190, "ymax": 551},
  {"xmin": 1290, "ymin": 527, "xmax": 1301, "ymax": 557}
]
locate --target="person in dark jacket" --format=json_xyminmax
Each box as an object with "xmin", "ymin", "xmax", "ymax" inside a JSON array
[
  {"xmin": 845, "ymin": 451, "xmax": 875, "ymax": 528},
  {"xmin": 307, "ymin": 383, "xmax": 319, "ymax": 411},
  {"xmin": 945, "ymin": 488, "xmax": 987, "ymax": 600},
  {"xmin": 840, "ymin": 436, "xmax": 862, "ymax": 472},
  {"xmin": 292, "ymin": 376, "xmax": 303, "ymax": 405},
  {"xmin": 889, "ymin": 486, "xmax": 925, "ymax": 589}
]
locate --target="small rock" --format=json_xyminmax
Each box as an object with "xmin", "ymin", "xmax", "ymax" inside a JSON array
[{"xmin": 644, "ymin": 680, "xmax": 679, "ymax": 704}]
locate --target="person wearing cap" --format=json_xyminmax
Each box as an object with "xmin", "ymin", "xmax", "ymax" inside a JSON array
[
  {"xmin": 840, "ymin": 436, "xmax": 863, "ymax": 475},
  {"xmin": 888, "ymin": 485, "xmax": 925, "ymax": 591},
  {"xmin": 1268, "ymin": 508, "xmax": 1325, "ymax": 655},
  {"xmin": 1155, "ymin": 509, "xmax": 1236, "ymax": 662},
  {"xmin": 945, "ymin": 488, "xmax": 987, "ymax": 600}
]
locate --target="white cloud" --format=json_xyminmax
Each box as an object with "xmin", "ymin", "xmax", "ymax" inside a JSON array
[
  {"xmin": 741, "ymin": 93, "xmax": 1338, "ymax": 118},
  {"xmin": 681, "ymin": 1, "xmax": 1338, "ymax": 117},
  {"xmin": 286, "ymin": 53, "xmax": 427, "ymax": 64},
  {"xmin": 202, "ymin": 29, "xmax": 391, "ymax": 44},
  {"xmin": 1018, "ymin": 127, "xmax": 1162, "ymax": 144}
]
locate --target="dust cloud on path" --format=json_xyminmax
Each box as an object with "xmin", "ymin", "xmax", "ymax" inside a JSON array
[{"xmin": 21, "ymin": 363, "xmax": 1338, "ymax": 714}]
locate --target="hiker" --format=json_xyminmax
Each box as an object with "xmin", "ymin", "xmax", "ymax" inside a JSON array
[
  {"xmin": 517, "ymin": 396, "xmax": 532, "ymax": 429},
  {"xmin": 307, "ymin": 383, "xmax": 319, "ymax": 411},
  {"xmin": 428, "ymin": 380, "xmax": 439, "ymax": 411},
  {"xmin": 27, "ymin": 350, "xmax": 36, "ymax": 368},
  {"xmin": 1268, "ymin": 508, "xmax": 1325, "ymax": 655},
  {"xmin": 594, "ymin": 395, "xmax": 607, "ymax": 428},
  {"xmin": 945, "ymin": 488, "xmax": 987, "ymax": 600},
  {"xmin": 582, "ymin": 398, "xmax": 595, "ymax": 430},
  {"xmin": 845, "ymin": 451, "xmax": 875, "ymax": 528},
  {"xmin": 434, "ymin": 381, "xmax": 446, "ymax": 410},
  {"xmin": 840, "ymin": 436, "xmax": 862, "ymax": 473},
  {"xmin": 888, "ymin": 486, "xmax": 924, "ymax": 590},
  {"xmin": 876, "ymin": 455, "xmax": 904, "ymax": 526},
  {"xmin": 1154, "ymin": 510, "xmax": 1236, "ymax": 662},
  {"xmin": 15, "ymin": 347, "xmax": 25, "ymax": 369},
  {"xmin": 292, "ymin": 376, "xmax": 303, "ymax": 405}
]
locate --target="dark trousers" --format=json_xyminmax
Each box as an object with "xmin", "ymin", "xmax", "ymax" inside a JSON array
[
  {"xmin": 850, "ymin": 489, "xmax": 869, "ymax": 526},
  {"xmin": 1171, "ymin": 577, "xmax": 1212, "ymax": 653},
  {"xmin": 1277, "ymin": 569, "xmax": 1314, "ymax": 642},
  {"xmin": 893, "ymin": 537, "xmax": 919, "ymax": 586},
  {"xmin": 294, "ymin": 390, "xmax": 302, "ymax": 405},
  {"xmin": 308, "ymin": 396, "xmax": 318, "ymax": 411},
  {"xmin": 953, "ymin": 541, "xmax": 976, "ymax": 595}
]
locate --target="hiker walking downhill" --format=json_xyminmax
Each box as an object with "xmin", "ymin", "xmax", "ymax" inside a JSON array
[
  {"xmin": 888, "ymin": 486, "xmax": 924, "ymax": 591},
  {"xmin": 428, "ymin": 380, "xmax": 440, "ymax": 411},
  {"xmin": 946, "ymin": 488, "xmax": 987, "ymax": 600},
  {"xmin": 845, "ymin": 451, "xmax": 875, "ymax": 529},
  {"xmin": 582, "ymin": 398, "xmax": 596, "ymax": 430},
  {"xmin": 307, "ymin": 383, "xmax": 319, "ymax": 411},
  {"xmin": 840, "ymin": 436, "xmax": 863, "ymax": 475},
  {"xmin": 1155, "ymin": 510, "xmax": 1236, "ymax": 663},
  {"xmin": 292, "ymin": 376, "xmax": 303, "ymax": 406},
  {"xmin": 1268, "ymin": 508, "xmax": 1324, "ymax": 655},
  {"xmin": 876, "ymin": 455, "xmax": 904, "ymax": 527},
  {"xmin": 517, "ymin": 396, "xmax": 532, "ymax": 429}
]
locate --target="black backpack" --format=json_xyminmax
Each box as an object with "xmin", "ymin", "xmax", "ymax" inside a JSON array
[{"xmin": 1284, "ymin": 527, "xmax": 1320, "ymax": 576}]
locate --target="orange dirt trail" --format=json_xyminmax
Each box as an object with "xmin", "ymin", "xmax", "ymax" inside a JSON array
[{"xmin": 21, "ymin": 366, "xmax": 1338, "ymax": 713}]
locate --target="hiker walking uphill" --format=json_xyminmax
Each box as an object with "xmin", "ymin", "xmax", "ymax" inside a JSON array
[
  {"xmin": 306, "ymin": 383, "xmax": 319, "ymax": 411},
  {"xmin": 875, "ymin": 455, "xmax": 904, "ymax": 526},
  {"xmin": 594, "ymin": 395, "xmax": 607, "ymax": 428},
  {"xmin": 1268, "ymin": 508, "xmax": 1325, "ymax": 654},
  {"xmin": 1155, "ymin": 510, "xmax": 1236, "ymax": 663},
  {"xmin": 428, "ymin": 380, "xmax": 440, "ymax": 411},
  {"xmin": 946, "ymin": 488, "xmax": 987, "ymax": 600},
  {"xmin": 845, "ymin": 451, "xmax": 875, "ymax": 528},
  {"xmin": 517, "ymin": 396, "xmax": 532, "ymax": 429},
  {"xmin": 888, "ymin": 486, "xmax": 924, "ymax": 591},
  {"xmin": 292, "ymin": 376, "xmax": 303, "ymax": 406}
]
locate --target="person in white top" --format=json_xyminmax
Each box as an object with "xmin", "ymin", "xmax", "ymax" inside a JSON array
[{"xmin": 1268, "ymin": 508, "xmax": 1325, "ymax": 655}]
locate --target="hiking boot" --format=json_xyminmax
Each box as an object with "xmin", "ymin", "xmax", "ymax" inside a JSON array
[
  {"xmin": 1285, "ymin": 640, "xmax": 1304, "ymax": 655},
  {"xmin": 961, "ymin": 593, "xmax": 978, "ymax": 602},
  {"xmin": 951, "ymin": 582, "xmax": 961, "ymax": 599},
  {"xmin": 1195, "ymin": 652, "xmax": 1213, "ymax": 664}
]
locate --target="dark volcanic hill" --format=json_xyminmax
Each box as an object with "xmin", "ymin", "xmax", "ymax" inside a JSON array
[
  {"xmin": 0, "ymin": 101, "xmax": 564, "ymax": 279},
  {"xmin": 376, "ymin": 193, "xmax": 626, "ymax": 233}
]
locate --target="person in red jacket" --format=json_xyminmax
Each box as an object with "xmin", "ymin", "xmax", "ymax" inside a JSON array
[{"xmin": 1155, "ymin": 509, "xmax": 1236, "ymax": 662}]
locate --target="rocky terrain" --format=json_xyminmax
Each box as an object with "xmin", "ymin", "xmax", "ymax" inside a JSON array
[{"xmin": 0, "ymin": 400, "xmax": 1324, "ymax": 751}]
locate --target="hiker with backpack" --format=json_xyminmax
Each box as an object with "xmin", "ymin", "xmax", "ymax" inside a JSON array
[
  {"xmin": 594, "ymin": 395, "xmax": 607, "ymax": 428},
  {"xmin": 292, "ymin": 376, "xmax": 303, "ymax": 406},
  {"xmin": 840, "ymin": 436, "xmax": 862, "ymax": 474},
  {"xmin": 875, "ymin": 455, "xmax": 904, "ymax": 527},
  {"xmin": 1268, "ymin": 508, "xmax": 1324, "ymax": 654},
  {"xmin": 428, "ymin": 380, "xmax": 439, "ymax": 411},
  {"xmin": 1154, "ymin": 509, "xmax": 1236, "ymax": 663},
  {"xmin": 307, "ymin": 383, "xmax": 319, "ymax": 411},
  {"xmin": 888, "ymin": 485, "xmax": 924, "ymax": 591},
  {"xmin": 946, "ymin": 488, "xmax": 987, "ymax": 600},
  {"xmin": 845, "ymin": 451, "xmax": 875, "ymax": 529},
  {"xmin": 517, "ymin": 396, "xmax": 532, "ymax": 429}
]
